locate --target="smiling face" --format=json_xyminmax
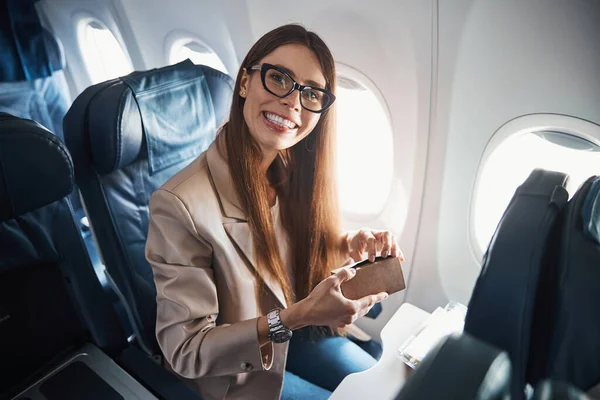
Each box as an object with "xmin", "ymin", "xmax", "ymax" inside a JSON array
[{"xmin": 239, "ymin": 44, "xmax": 326, "ymax": 159}]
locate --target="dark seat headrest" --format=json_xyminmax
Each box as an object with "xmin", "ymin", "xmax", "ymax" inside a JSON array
[
  {"xmin": 0, "ymin": 114, "xmax": 73, "ymax": 222},
  {"xmin": 582, "ymin": 177, "xmax": 600, "ymax": 245},
  {"xmin": 396, "ymin": 333, "xmax": 511, "ymax": 400},
  {"xmin": 78, "ymin": 60, "xmax": 233, "ymax": 175}
]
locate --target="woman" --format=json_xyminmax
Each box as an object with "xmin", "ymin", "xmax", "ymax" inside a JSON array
[{"xmin": 146, "ymin": 24, "xmax": 404, "ymax": 400}]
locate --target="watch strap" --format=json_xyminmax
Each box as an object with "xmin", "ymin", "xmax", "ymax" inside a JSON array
[{"xmin": 267, "ymin": 308, "xmax": 292, "ymax": 342}]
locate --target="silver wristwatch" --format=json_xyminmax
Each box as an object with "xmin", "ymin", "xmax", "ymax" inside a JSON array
[{"xmin": 267, "ymin": 308, "xmax": 293, "ymax": 343}]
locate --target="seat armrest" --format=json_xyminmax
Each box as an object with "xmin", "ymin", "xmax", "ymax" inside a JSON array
[{"xmin": 116, "ymin": 346, "xmax": 203, "ymax": 400}]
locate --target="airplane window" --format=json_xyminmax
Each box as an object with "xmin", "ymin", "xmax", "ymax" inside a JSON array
[
  {"xmin": 335, "ymin": 69, "xmax": 393, "ymax": 218},
  {"xmin": 473, "ymin": 130, "xmax": 600, "ymax": 255},
  {"xmin": 169, "ymin": 40, "xmax": 228, "ymax": 75},
  {"xmin": 77, "ymin": 19, "xmax": 133, "ymax": 84}
]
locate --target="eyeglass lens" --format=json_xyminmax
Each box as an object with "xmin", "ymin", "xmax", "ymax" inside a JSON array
[{"xmin": 263, "ymin": 68, "xmax": 331, "ymax": 112}]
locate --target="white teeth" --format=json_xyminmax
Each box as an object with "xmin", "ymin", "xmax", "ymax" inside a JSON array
[{"xmin": 265, "ymin": 112, "xmax": 296, "ymax": 129}]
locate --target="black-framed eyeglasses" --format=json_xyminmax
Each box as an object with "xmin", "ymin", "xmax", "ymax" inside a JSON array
[{"xmin": 249, "ymin": 63, "xmax": 335, "ymax": 113}]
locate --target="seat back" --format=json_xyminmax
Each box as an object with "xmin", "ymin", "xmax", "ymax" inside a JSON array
[
  {"xmin": 395, "ymin": 333, "xmax": 511, "ymax": 400},
  {"xmin": 529, "ymin": 175, "xmax": 600, "ymax": 391},
  {"xmin": 464, "ymin": 169, "xmax": 569, "ymax": 399},
  {"xmin": 63, "ymin": 60, "xmax": 234, "ymax": 355},
  {"xmin": 0, "ymin": 26, "xmax": 79, "ymax": 217},
  {"xmin": 0, "ymin": 114, "xmax": 125, "ymax": 399},
  {"xmin": 0, "ymin": 28, "xmax": 71, "ymax": 140}
]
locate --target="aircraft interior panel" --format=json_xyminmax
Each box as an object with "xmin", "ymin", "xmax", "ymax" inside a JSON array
[{"xmin": 406, "ymin": 0, "xmax": 600, "ymax": 311}]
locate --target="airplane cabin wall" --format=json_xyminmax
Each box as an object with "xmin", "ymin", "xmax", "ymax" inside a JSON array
[
  {"xmin": 407, "ymin": 0, "xmax": 600, "ymax": 311},
  {"xmin": 37, "ymin": 0, "xmax": 247, "ymax": 93},
  {"xmin": 113, "ymin": 0, "xmax": 243, "ymax": 74},
  {"xmin": 36, "ymin": 0, "xmax": 136, "ymax": 97}
]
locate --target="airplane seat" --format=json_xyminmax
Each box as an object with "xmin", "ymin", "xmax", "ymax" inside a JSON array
[
  {"xmin": 394, "ymin": 333, "xmax": 511, "ymax": 400},
  {"xmin": 0, "ymin": 113, "xmax": 122, "ymax": 399},
  {"xmin": 464, "ymin": 169, "xmax": 570, "ymax": 400},
  {"xmin": 528, "ymin": 175, "xmax": 600, "ymax": 392},
  {"xmin": 63, "ymin": 59, "xmax": 234, "ymax": 356},
  {"xmin": 0, "ymin": 113, "xmax": 203, "ymax": 400},
  {"xmin": 0, "ymin": 27, "xmax": 71, "ymax": 141},
  {"xmin": 583, "ymin": 177, "xmax": 600, "ymax": 245},
  {"xmin": 0, "ymin": 25, "xmax": 88, "ymax": 246}
]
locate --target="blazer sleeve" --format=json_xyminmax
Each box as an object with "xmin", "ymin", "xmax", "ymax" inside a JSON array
[{"xmin": 146, "ymin": 188, "xmax": 273, "ymax": 379}]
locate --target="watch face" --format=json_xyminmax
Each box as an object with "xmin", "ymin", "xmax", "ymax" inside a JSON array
[{"xmin": 271, "ymin": 329, "xmax": 293, "ymax": 343}]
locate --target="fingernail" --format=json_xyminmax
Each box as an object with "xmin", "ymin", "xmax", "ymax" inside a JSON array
[
  {"xmin": 382, "ymin": 251, "xmax": 388, "ymax": 258},
  {"xmin": 370, "ymin": 255, "xmax": 375, "ymax": 262},
  {"xmin": 384, "ymin": 294, "xmax": 389, "ymax": 299}
]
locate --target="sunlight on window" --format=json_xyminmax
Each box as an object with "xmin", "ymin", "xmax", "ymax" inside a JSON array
[
  {"xmin": 336, "ymin": 75, "xmax": 393, "ymax": 216},
  {"xmin": 79, "ymin": 21, "xmax": 133, "ymax": 84},
  {"xmin": 170, "ymin": 41, "xmax": 228, "ymax": 75},
  {"xmin": 473, "ymin": 132, "xmax": 600, "ymax": 252}
]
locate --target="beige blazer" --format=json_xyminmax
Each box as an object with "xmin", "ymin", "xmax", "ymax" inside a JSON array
[{"xmin": 146, "ymin": 137, "xmax": 290, "ymax": 400}]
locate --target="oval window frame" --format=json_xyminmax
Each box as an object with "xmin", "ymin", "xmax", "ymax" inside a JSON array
[
  {"xmin": 468, "ymin": 113, "xmax": 600, "ymax": 261},
  {"xmin": 74, "ymin": 12, "xmax": 133, "ymax": 84},
  {"xmin": 335, "ymin": 63, "xmax": 395, "ymax": 221},
  {"xmin": 165, "ymin": 30, "xmax": 228, "ymax": 75}
]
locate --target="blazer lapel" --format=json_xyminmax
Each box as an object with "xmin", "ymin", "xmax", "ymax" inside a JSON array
[
  {"xmin": 207, "ymin": 137, "xmax": 288, "ymax": 308},
  {"xmin": 223, "ymin": 222, "xmax": 287, "ymax": 308}
]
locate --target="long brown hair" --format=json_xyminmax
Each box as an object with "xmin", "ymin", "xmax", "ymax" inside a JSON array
[{"xmin": 220, "ymin": 24, "xmax": 343, "ymax": 308}]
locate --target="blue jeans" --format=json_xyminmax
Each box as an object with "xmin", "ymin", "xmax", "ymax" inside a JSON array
[{"xmin": 281, "ymin": 327, "xmax": 381, "ymax": 399}]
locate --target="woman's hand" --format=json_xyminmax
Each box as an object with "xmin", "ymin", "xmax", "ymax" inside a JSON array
[
  {"xmin": 299, "ymin": 268, "xmax": 388, "ymax": 329},
  {"xmin": 344, "ymin": 228, "xmax": 405, "ymax": 263},
  {"xmin": 278, "ymin": 231, "xmax": 403, "ymax": 333}
]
